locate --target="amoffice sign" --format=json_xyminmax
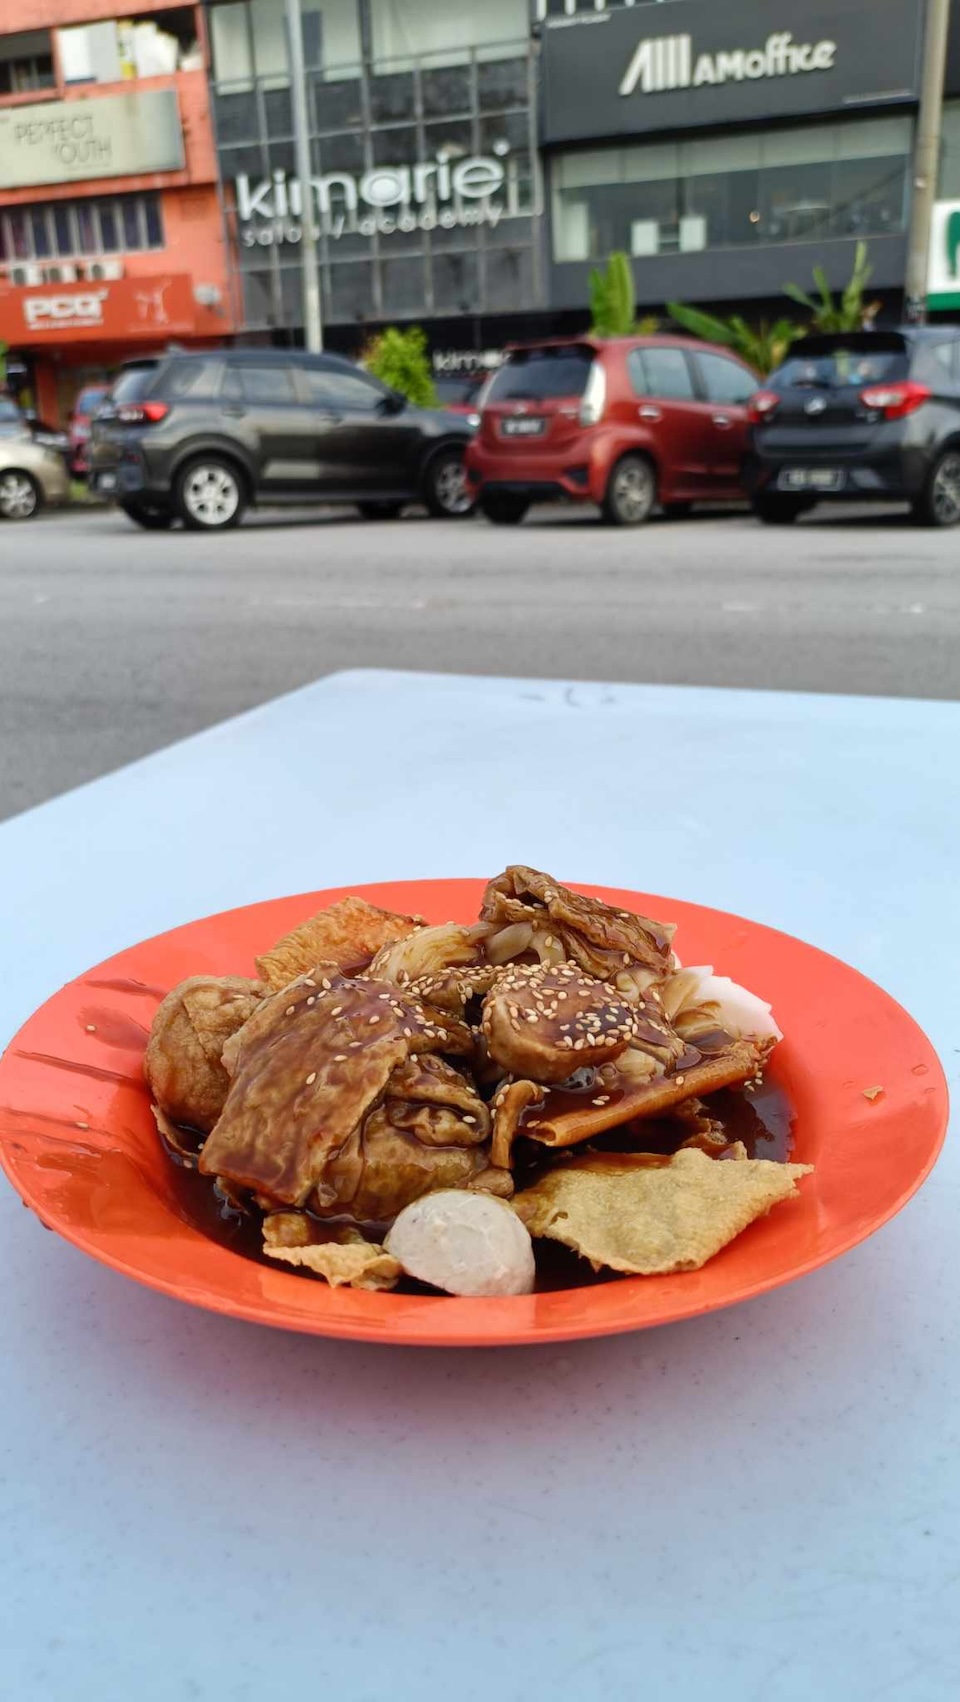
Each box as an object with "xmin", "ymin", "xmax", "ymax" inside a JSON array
[
  {"xmin": 540, "ymin": 2, "xmax": 921, "ymax": 145},
  {"xmin": 235, "ymin": 148, "xmax": 512, "ymax": 246},
  {"xmin": 620, "ymin": 31, "xmax": 836, "ymax": 97}
]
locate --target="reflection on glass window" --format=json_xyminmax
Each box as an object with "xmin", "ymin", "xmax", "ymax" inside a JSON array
[
  {"xmin": 552, "ymin": 117, "xmax": 911, "ymax": 262},
  {"xmin": 380, "ymin": 255, "xmax": 427, "ymax": 314},
  {"xmin": 369, "ymin": 0, "xmax": 527, "ymax": 70}
]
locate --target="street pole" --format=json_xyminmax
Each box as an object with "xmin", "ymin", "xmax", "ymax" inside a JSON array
[
  {"xmin": 285, "ymin": 0, "xmax": 323, "ymax": 351},
  {"xmin": 903, "ymin": 0, "xmax": 951, "ymax": 322}
]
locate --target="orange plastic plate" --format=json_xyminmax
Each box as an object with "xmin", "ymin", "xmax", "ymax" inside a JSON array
[{"xmin": 0, "ymin": 881, "xmax": 948, "ymax": 1347}]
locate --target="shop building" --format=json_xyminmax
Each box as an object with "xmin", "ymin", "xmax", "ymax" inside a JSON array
[
  {"xmin": 205, "ymin": 0, "xmax": 544, "ymax": 355},
  {"xmin": 0, "ymin": 0, "xmax": 234, "ymax": 423},
  {"xmin": 538, "ymin": 0, "xmax": 925, "ymax": 322}
]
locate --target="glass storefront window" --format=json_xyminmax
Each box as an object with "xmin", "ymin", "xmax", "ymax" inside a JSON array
[
  {"xmin": 477, "ymin": 56, "xmax": 527, "ymax": 110},
  {"xmin": 421, "ymin": 63, "xmax": 471, "ymax": 119},
  {"xmin": 371, "ymin": 125, "xmax": 419, "ymax": 166},
  {"xmin": 327, "ymin": 259, "xmax": 375, "ymax": 319},
  {"xmin": 369, "ymin": 69, "xmax": 415, "ymax": 124},
  {"xmin": 369, "ymin": 0, "xmax": 527, "ymax": 70},
  {"xmin": 551, "ymin": 116, "xmax": 912, "ymax": 262},
  {"xmin": 381, "ymin": 254, "xmax": 427, "ymax": 313},
  {"xmin": 209, "ymin": 0, "xmax": 361, "ymax": 86},
  {"xmin": 939, "ymin": 102, "xmax": 960, "ymax": 200},
  {"xmin": 264, "ymin": 86, "xmax": 293, "ymax": 136},
  {"xmin": 433, "ymin": 250, "xmax": 479, "ymax": 311},
  {"xmin": 311, "ymin": 71, "xmax": 364, "ymax": 130},
  {"xmin": 313, "ymin": 131, "xmax": 365, "ymax": 174},
  {"xmin": 30, "ymin": 211, "xmax": 51, "ymax": 259}
]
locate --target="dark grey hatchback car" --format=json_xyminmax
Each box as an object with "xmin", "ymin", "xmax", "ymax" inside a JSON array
[
  {"xmin": 89, "ymin": 349, "xmax": 475, "ymax": 529},
  {"xmin": 744, "ymin": 327, "xmax": 960, "ymax": 526}
]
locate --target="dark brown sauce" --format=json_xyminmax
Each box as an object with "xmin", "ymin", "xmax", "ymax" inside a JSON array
[{"xmin": 158, "ymin": 1079, "xmax": 795, "ymax": 1293}]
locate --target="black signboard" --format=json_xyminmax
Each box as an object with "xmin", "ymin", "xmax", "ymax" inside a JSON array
[{"xmin": 541, "ymin": 0, "xmax": 923, "ymax": 146}]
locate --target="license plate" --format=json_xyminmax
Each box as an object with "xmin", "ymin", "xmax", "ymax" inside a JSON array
[
  {"xmin": 778, "ymin": 467, "xmax": 844, "ymax": 492},
  {"xmin": 96, "ymin": 472, "xmax": 117, "ymax": 492},
  {"xmin": 502, "ymin": 417, "xmax": 545, "ymax": 437}
]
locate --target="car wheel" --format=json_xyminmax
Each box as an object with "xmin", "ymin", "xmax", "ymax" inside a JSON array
[
  {"xmin": 479, "ymin": 491, "xmax": 529, "ymax": 526},
  {"xmin": 661, "ymin": 500, "xmax": 692, "ymax": 519},
  {"xmin": 120, "ymin": 499, "xmax": 175, "ymax": 530},
  {"xmin": 752, "ymin": 493, "xmax": 807, "ymax": 524},
  {"xmin": 175, "ymin": 457, "xmax": 245, "ymax": 531},
  {"xmin": 603, "ymin": 455, "xmax": 656, "ymax": 526},
  {"xmin": 357, "ymin": 500, "xmax": 405, "ymax": 520},
  {"xmin": 912, "ymin": 449, "xmax": 960, "ymax": 528},
  {"xmin": 0, "ymin": 469, "xmax": 41, "ymax": 520},
  {"xmin": 423, "ymin": 446, "xmax": 474, "ymax": 518}
]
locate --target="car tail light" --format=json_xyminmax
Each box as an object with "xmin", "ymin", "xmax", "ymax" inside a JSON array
[
  {"xmin": 747, "ymin": 390, "xmax": 780, "ymax": 423},
  {"xmin": 859, "ymin": 381, "xmax": 931, "ymax": 420},
  {"xmin": 579, "ymin": 361, "xmax": 607, "ymax": 426},
  {"xmin": 116, "ymin": 401, "xmax": 169, "ymax": 425}
]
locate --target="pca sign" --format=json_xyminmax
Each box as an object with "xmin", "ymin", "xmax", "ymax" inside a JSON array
[{"xmin": 620, "ymin": 30, "xmax": 837, "ymax": 97}]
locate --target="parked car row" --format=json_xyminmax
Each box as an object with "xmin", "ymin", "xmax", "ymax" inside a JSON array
[
  {"xmin": 465, "ymin": 325, "xmax": 960, "ymax": 530},
  {"xmin": 5, "ymin": 327, "xmax": 960, "ymax": 528}
]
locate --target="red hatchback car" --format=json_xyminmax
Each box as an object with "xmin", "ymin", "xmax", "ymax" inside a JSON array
[{"xmin": 465, "ymin": 335, "xmax": 759, "ymax": 525}]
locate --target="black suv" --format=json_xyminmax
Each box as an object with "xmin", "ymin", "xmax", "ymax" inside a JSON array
[
  {"xmin": 89, "ymin": 349, "xmax": 475, "ymax": 530},
  {"xmin": 745, "ymin": 327, "xmax": 960, "ymax": 526}
]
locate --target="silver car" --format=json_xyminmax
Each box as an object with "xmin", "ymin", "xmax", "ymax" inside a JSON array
[{"xmin": 0, "ymin": 434, "xmax": 70, "ymax": 520}]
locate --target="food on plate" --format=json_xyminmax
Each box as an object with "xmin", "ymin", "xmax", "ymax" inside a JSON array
[
  {"xmin": 263, "ymin": 1216, "xmax": 401, "ymax": 1290},
  {"xmin": 513, "ymin": 1148, "xmax": 812, "ymax": 1275},
  {"xmin": 255, "ymin": 895, "xmax": 421, "ymax": 989},
  {"xmin": 145, "ymin": 974, "xmax": 266, "ymax": 1131},
  {"xmin": 384, "ymin": 1190, "xmax": 535, "ymax": 1296},
  {"xmin": 147, "ymin": 869, "xmax": 809, "ymax": 1296}
]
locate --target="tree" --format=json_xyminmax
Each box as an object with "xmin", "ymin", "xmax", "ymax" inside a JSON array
[
  {"xmin": 783, "ymin": 241, "xmax": 881, "ymax": 333},
  {"xmin": 362, "ymin": 325, "xmax": 438, "ymax": 407},
  {"xmin": 589, "ymin": 251, "xmax": 637, "ymax": 336},
  {"xmin": 666, "ymin": 301, "xmax": 803, "ymax": 376}
]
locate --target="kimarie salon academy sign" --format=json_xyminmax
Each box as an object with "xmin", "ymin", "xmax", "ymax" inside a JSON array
[
  {"xmin": 234, "ymin": 144, "xmax": 524, "ymax": 247},
  {"xmin": 541, "ymin": 0, "xmax": 923, "ymax": 144}
]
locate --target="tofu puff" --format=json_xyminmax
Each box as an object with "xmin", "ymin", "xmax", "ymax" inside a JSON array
[{"xmin": 199, "ymin": 969, "xmax": 509, "ymax": 1221}]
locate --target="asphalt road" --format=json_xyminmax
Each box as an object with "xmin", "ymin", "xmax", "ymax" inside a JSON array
[{"xmin": 1, "ymin": 498, "xmax": 958, "ymax": 820}]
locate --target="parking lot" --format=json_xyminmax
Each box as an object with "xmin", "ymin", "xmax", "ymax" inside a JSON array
[{"xmin": 1, "ymin": 499, "xmax": 958, "ymax": 819}]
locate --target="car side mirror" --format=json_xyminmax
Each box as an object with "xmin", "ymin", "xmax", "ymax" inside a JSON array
[{"xmin": 379, "ymin": 389, "xmax": 407, "ymax": 415}]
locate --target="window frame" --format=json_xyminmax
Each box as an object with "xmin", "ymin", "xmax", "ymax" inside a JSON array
[
  {"xmin": 692, "ymin": 349, "xmax": 758, "ymax": 406},
  {"xmin": 628, "ymin": 345, "xmax": 698, "ymax": 403},
  {"xmin": 233, "ymin": 360, "xmax": 300, "ymax": 404},
  {"xmin": 296, "ymin": 360, "xmax": 390, "ymax": 412}
]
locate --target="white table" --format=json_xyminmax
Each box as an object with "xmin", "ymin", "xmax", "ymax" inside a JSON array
[{"xmin": 1, "ymin": 669, "xmax": 958, "ymax": 1702}]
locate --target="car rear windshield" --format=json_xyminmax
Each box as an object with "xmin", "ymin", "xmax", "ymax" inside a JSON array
[
  {"xmin": 75, "ymin": 387, "xmax": 107, "ymax": 414},
  {"xmin": 485, "ymin": 347, "xmax": 593, "ymax": 402},
  {"xmin": 772, "ymin": 340, "xmax": 909, "ymax": 391},
  {"xmin": 109, "ymin": 364, "xmax": 158, "ymax": 403}
]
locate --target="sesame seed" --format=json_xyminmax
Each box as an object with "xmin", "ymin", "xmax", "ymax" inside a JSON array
[
  {"xmin": 369, "ymin": 1015, "xmax": 381, "ymax": 1025},
  {"xmin": 330, "ymin": 1006, "xmax": 343, "ymax": 1016},
  {"xmin": 306, "ymin": 996, "xmax": 316, "ymax": 1006},
  {"xmin": 303, "ymin": 979, "xmax": 316, "ymax": 988},
  {"xmin": 463, "ymin": 1115, "xmax": 477, "ymax": 1125},
  {"xmin": 321, "ymin": 978, "xmax": 332, "ymax": 990},
  {"xmin": 675, "ymin": 1075, "xmax": 685, "ymax": 1087},
  {"xmin": 85, "ymin": 1023, "xmax": 97, "ymax": 1033},
  {"xmin": 334, "ymin": 1054, "xmax": 347, "ymax": 1062},
  {"xmin": 592, "ymin": 1096, "xmax": 610, "ymax": 1107},
  {"xmin": 75, "ymin": 1120, "xmax": 89, "ymax": 1129},
  {"xmin": 349, "ymin": 1041, "xmax": 362, "ymax": 1049},
  {"xmin": 305, "ymin": 1072, "xmax": 317, "ymax": 1086},
  {"xmin": 285, "ymin": 1005, "xmax": 296, "ymax": 1016}
]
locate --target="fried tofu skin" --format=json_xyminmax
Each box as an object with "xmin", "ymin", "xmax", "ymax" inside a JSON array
[{"xmin": 514, "ymin": 1146, "xmax": 812, "ymax": 1274}]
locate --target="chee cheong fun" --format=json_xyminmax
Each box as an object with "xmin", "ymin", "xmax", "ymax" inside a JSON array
[{"xmin": 144, "ymin": 869, "xmax": 810, "ymax": 1298}]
